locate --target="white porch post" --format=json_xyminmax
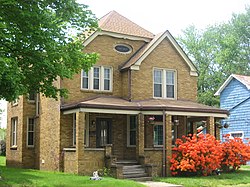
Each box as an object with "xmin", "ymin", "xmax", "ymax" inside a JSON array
[{"xmin": 76, "ymin": 111, "xmax": 85, "ymax": 174}]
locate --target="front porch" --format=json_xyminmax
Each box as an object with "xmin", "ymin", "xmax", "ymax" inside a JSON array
[{"xmin": 60, "ymin": 106, "xmax": 227, "ymax": 178}]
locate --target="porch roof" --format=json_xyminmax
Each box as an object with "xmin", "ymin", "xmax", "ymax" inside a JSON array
[{"xmin": 61, "ymin": 96, "xmax": 229, "ymax": 117}]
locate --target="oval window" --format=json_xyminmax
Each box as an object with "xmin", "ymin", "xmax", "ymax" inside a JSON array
[{"xmin": 114, "ymin": 44, "xmax": 132, "ymax": 54}]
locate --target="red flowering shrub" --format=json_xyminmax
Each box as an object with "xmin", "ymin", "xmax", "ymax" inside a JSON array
[
  {"xmin": 170, "ymin": 133, "xmax": 223, "ymax": 176},
  {"xmin": 221, "ymin": 134, "xmax": 250, "ymax": 172}
]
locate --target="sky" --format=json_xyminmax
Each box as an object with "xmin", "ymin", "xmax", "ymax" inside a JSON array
[
  {"xmin": 80, "ymin": 0, "xmax": 249, "ymax": 36},
  {"xmin": 0, "ymin": 0, "xmax": 249, "ymax": 128}
]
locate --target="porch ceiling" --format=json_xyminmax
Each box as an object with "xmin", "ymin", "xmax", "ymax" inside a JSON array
[{"xmin": 61, "ymin": 96, "xmax": 229, "ymax": 117}]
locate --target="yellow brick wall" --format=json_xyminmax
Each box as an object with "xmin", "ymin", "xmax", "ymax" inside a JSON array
[
  {"xmin": 62, "ymin": 35, "xmax": 146, "ymax": 104},
  {"xmin": 6, "ymin": 97, "xmax": 24, "ymax": 168},
  {"xmin": 131, "ymin": 38, "xmax": 197, "ymax": 101}
]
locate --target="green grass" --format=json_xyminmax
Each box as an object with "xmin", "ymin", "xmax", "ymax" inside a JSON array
[
  {"xmin": 155, "ymin": 165, "xmax": 250, "ymax": 187},
  {"xmin": 0, "ymin": 156, "xmax": 144, "ymax": 187}
]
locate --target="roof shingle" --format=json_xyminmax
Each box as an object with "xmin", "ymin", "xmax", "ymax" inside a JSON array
[{"xmin": 99, "ymin": 10, "xmax": 154, "ymax": 38}]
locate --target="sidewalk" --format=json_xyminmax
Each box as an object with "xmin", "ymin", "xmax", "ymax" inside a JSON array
[{"xmin": 140, "ymin": 181, "xmax": 183, "ymax": 187}]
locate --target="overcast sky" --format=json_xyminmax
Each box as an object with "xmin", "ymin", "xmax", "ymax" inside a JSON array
[
  {"xmin": 80, "ymin": 0, "xmax": 249, "ymax": 36},
  {"xmin": 0, "ymin": 0, "xmax": 249, "ymax": 128}
]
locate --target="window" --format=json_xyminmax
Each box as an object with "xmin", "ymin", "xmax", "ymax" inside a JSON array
[
  {"xmin": 82, "ymin": 71, "xmax": 89, "ymax": 89},
  {"xmin": 229, "ymin": 131, "xmax": 244, "ymax": 139},
  {"xmin": 127, "ymin": 115, "xmax": 137, "ymax": 146},
  {"xmin": 104, "ymin": 68, "xmax": 111, "ymax": 91},
  {"xmin": 114, "ymin": 44, "xmax": 132, "ymax": 54},
  {"xmin": 93, "ymin": 67, "xmax": 100, "ymax": 90},
  {"xmin": 154, "ymin": 123, "xmax": 163, "ymax": 146},
  {"xmin": 81, "ymin": 66, "xmax": 112, "ymax": 91},
  {"xmin": 28, "ymin": 91, "xmax": 36, "ymax": 102},
  {"xmin": 153, "ymin": 69, "xmax": 176, "ymax": 99},
  {"xmin": 73, "ymin": 113, "xmax": 76, "ymax": 146},
  {"xmin": 27, "ymin": 118, "xmax": 35, "ymax": 147},
  {"xmin": 11, "ymin": 118, "xmax": 18, "ymax": 147},
  {"xmin": 166, "ymin": 71, "xmax": 175, "ymax": 98},
  {"xmin": 154, "ymin": 69, "xmax": 162, "ymax": 97}
]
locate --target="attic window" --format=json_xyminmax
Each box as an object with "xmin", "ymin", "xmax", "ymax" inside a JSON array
[{"xmin": 114, "ymin": 44, "xmax": 132, "ymax": 54}]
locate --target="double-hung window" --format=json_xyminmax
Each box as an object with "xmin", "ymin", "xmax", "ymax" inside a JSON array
[
  {"xmin": 154, "ymin": 123, "xmax": 163, "ymax": 146},
  {"xmin": 153, "ymin": 68, "xmax": 176, "ymax": 99},
  {"xmin": 11, "ymin": 118, "xmax": 18, "ymax": 147},
  {"xmin": 27, "ymin": 118, "xmax": 35, "ymax": 147},
  {"xmin": 127, "ymin": 115, "xmax": 137, "ymax": 146},
  {"xmin": 81, "ymin": 66, "xmax": 112, "ymax": 91}
]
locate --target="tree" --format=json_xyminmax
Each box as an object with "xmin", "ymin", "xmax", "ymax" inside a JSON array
[
  {"xmin": 0, "ymin": 0, "xmax": 99, "ymax": 101},
  {"xmin": 178, "ymin": 7, "xmax": 250, "ymax": 106}
]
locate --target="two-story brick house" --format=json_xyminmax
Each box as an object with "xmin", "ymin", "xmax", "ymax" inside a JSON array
[{"xmin": 6, "ymin": 11, "xmax": 228, "ymax": 179}]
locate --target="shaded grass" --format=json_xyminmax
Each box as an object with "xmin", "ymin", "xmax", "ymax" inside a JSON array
[
  {"xmin": 155, "ymin": 165, "xmax": 250, "ymax": 187},
  {"xmin": 0, "ymin": 157, "xmax": 144, "ymax": 187}
]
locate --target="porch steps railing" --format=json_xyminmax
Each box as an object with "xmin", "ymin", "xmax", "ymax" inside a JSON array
[{"xmin": 116, "ymin": 160, "xmax": 152, "ymax": 181}]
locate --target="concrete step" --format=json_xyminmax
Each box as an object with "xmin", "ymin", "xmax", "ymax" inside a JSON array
[
  {"xmin": 116, "ymin": 160, "xmax": 138, "ymax": 165},
  {"xmin": 123, "ymin": 172, "xmax": 148, "ymax": 178},
  {"xmin": 123, "ymin": 168, "xmax": 145, "ymax": 174},
  {"xmin": 123, "ymin": 165, "xmax": 143, "ymax": 169},
  {"xmin": 127, "ymin": 177, "xmax": 152, "ymax": 182}
]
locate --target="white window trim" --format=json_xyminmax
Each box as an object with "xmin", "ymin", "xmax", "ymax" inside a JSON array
[
  {"xmin": 153, "ymin": 68, "xmax": 177, "ymax": 99},
  {"xmin": 127, "ymin": 115, "xmax": 136, "ymax": 147},
  {"xmin": 27, "ymin": 117, "xmax": 35, "ymax": 148},
  {"xmin": 229, "ymin": 131, "xmax": 244, "ymax": 139},
  {"xmin": 153, "ymin": 122, "xmax": 163, "ymax": 147},
  {"xmin": 81, "ymin": 66, "xmax": 113, "ymax": 92},
  {"xmin": 11, "ymin": 118, "xmax": 17, "ymax": 147}
]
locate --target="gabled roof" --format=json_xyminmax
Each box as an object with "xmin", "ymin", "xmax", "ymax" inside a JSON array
[
  {"xmin": 99, "ymin": 10, "xmax": 154, "ymax": 39},
  {"xmin": 120, "ymin": 30, "xmax": 198, "ymax": 76},
  {"xmin": 83, "ymin": 11, "xmax": 198, "ymax": 76},
  {"xmin": 215, "ymin": 74, "xmax": 250, "ymax": 96}
]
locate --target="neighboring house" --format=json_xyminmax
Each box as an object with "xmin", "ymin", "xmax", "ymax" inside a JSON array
[
  {"xmin": 6, "ymin": 11, "xmax": 228, "ymax": 179},
  {"xmin": 215, "ymin": 74, "xmax": 250, "ymax": 143}
]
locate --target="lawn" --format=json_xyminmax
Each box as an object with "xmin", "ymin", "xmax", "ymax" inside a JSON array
[
  {"xmin": 0, "ymin": 156, "xmax": 144, "ymax": 187},
  {"xmin": 155, "ymin": 165, "xmax": 250, "ymax": 187}
]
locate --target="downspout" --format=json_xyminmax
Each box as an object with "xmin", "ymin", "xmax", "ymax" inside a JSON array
[
  {"xmin": 162, "ymin": 110, "xmax": 166, "ymax": 177},
  {"xmin": 128, "ymin": 69, "xmax": 132, "ymax": 101}
]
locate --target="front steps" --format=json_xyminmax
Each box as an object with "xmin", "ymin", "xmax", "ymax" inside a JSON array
[{"xmin": 116, "ymin": 160, "xmax": 152, "ymax": 181}]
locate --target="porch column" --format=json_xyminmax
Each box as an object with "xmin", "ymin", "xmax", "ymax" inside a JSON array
[
  {"xmin": 165, "ymin": 114, "xmax": 172, "ymax": 177},
  {"xmin": 206, "ymin": 116, "xmax": 215, "ymax": 136},
  {"xmin": 76, "ymin": 111, "xmax": 85, "ymax": 174},
  {"xmin": 136, "ymin": 113, "xmax": 144, "ymax": 160}
]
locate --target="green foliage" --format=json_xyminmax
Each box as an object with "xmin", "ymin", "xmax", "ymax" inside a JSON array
[
  {"xmin": 0, "ymin": 156, "xmax": 144, "ymax": 187},
  {"xmin": 178, "ymin": 7, "xmax": 250, "ymax": 106},
  {"xmin": 0, "ymin": 0, "xmax": 99, "ymax": 101}
]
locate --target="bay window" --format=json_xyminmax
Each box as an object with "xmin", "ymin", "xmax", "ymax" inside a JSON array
[{"xmin": 81, "ymin": 66, "xmax": 112, "ymax": 91}]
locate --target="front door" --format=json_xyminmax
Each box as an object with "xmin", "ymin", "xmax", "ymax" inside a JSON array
[{"xmin": 96, "ymin": 118, "xmax": 112, "ymax": 147}]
